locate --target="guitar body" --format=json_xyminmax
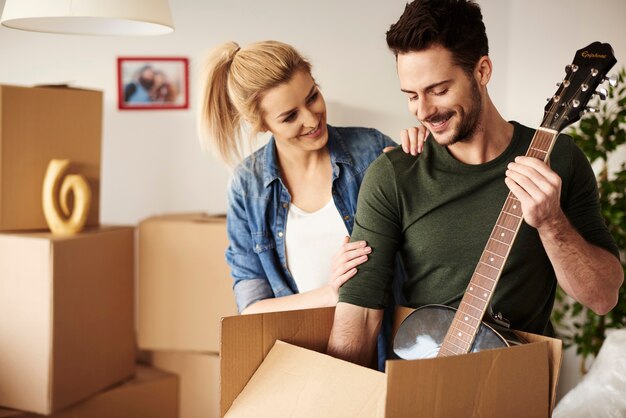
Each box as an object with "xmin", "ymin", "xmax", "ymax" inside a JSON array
[{"xmin": 393, "ymin": 305, "xmax": 521, "ymax": 360}]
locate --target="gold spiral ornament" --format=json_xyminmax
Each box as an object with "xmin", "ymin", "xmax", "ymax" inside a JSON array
[{"xmin": 42, "ymin": 159, "xmax": 92, "ymax": 235}]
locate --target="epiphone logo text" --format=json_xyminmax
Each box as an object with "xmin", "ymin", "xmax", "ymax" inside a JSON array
[{"xmin": 582, "ymin": 51, "xmax": 608, "ymax": 59}]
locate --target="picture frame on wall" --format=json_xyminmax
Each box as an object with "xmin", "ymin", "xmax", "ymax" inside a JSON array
[{"xmin": 117, "ymin": 57, "xmax": 189, "ymax": 110}]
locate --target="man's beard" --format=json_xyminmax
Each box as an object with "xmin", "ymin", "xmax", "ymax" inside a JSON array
[
  {"xmin": 428, "ymin": 80, "xmax": 482, "ymax": 146},
  {"xmin": 139, "ymin": 77, "xmax": 154, "ymax": 90}
]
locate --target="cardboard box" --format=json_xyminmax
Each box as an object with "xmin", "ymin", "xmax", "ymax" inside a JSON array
[
  {"xmin": 0, "ymin": 227, "xmax": 136, "ymax": 414},
  {"xmin": 220, "ymin": 307, "xmax": 562, "ymax": 418},
  {"xmin": 0, "ymin": 84, "xmax": 102, "ymax": 231},
  {"xmin": 144, "ymin": 350, "xmax": 220, "ymax": 418},
  {"xmin": 0, "ymin": 366, "xmax": 179, "ymax": 418},
  {"xmin": 137, "ymin": 213, "xmax": 238, "ymax": 352}
]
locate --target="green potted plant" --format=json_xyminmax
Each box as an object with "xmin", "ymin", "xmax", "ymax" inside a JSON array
[{"xmin": 552, "ymin": 67, "xmax": 626, "ymax": 373}]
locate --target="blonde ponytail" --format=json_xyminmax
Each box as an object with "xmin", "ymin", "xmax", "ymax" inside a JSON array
[
  {"xmin": 198, "ymin": 40, "xmax": 312, "ymax": 167},
  {"xmin": 198, "ymin": 42, "xmax": 244, "ymax": 167}
]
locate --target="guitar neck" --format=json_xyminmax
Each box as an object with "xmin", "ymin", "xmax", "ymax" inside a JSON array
[{"xmin": 438, "ymin": 127, "xmax": 558, "ymax": 357}]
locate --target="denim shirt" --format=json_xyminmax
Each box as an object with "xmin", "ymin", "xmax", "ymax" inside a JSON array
[{"xmin": 225, "ymin": 125, "xmax": 396, "ymax": 312}]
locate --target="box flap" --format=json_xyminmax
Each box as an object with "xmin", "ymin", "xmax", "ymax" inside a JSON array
[
  {"xmin": 225, "ymin": 341, "xmax": 385, "ymax": 418},
  {"xmin": 516, "ymin": 331, "xmax": 563, "ymax": 412},
  {"xmin": 385, "ymin": 342, "xmax": 550, "ymax": 418},
  {"xmin": 220, "ymin": 307, "xmax": 335, "ymax": 416}
]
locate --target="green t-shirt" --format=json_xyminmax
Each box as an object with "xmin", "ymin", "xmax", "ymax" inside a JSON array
[{"xmin": 339, "ymin": 121, "xmax": 619, "ymax": 335}]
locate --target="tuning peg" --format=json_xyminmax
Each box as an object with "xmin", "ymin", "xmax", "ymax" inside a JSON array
[
  {"xmin": 603, "ymin": 74, "xmax": 618, "ymax": 87},
  {"xmin": 565, "ymin": 64, "xmax": 579, "ymax": 73},
  {"xmin": 584, "ymin": 107, "xmax": 598, "ymax": 114},
  {"xmin": 594, "ymin": 87, "xmax": 608, "ymax": 100}
]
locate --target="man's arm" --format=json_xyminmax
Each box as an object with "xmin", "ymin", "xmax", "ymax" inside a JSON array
[
  {"xmin": 537, "ymin": 217, "xmax": 622, "ymax": 314},
  {"xmin": 327, "ymin": 302, "xmax": 384, "ymax": 367},
  {"xmin": 506, "ymin": 156, "xmax": 623, "ymax": 315}
]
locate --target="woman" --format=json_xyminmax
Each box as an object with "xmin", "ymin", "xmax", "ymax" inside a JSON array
[{"xmin": 199, "ymin": 40, "xmax": 426, "ymax": 315}]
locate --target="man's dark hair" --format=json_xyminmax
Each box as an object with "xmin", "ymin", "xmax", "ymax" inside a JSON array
[{"xmin": 386, "ymin": 0, "xmax": 489, "ymax": 75}]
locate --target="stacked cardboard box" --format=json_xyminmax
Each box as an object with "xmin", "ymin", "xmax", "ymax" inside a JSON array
[
  {"xmin": 0, "ymin": 366, "xmax": 179, "ymax": 418},
  {"xmin": 0, "ymin": 85, "xmax": 176, "ymax": 416},
  {"xmin": 137, "ymin": 213, "xmax": 238, "ymax": 418}
]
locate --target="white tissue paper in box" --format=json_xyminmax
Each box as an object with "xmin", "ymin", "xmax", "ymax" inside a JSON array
[{"xmin": 553, "ymin": 329, "xmax": 626, "ymax": 418}]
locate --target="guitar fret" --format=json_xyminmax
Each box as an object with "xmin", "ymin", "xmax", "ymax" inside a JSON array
[
  {"xmin": 467, "ymin": 280, "xmax": 491, "ymax": 294},
  {"xmin": 475, "ymin": 264, "xmax": 498, "ymax": 281},
  {"xmin": 490, "ymin": 236, "xmax": 510, "ymax": 246},
  {"xmin": 449, "ymin": 332, "xmax": 473, "ymax": 347},
  {"xmin": 528, "ymin": 149, "xmax": 548, "ymax": 160},
  {"xmin": 496, "ymin": 212, "xmax": 521, "ymax": 231},
  {"xmin": 442, "ymin": 335, "xmax": 468, "ymax": 353},
  {"xmin": 452, "ymin": 318, "xmax": 480, "ymax": 334},
  {"xmin": 484, "ymin": 240, "xmax": 510, "ymax": 258},
  {"xmin": 481, "ymin": 251, "xmax": 505, "ymax": 269},
  {"xmin": 466, "ymin": 292, "xmax": 488, "ymax": 304},
  {"xmin": 452, "ymin": 317, "xmax": 480, "ymax": 334},
  {"xmin": 502, "ymin": 210, "xmax": 522, "ymax": 219},
  {"xmin": 478, "ymin": 260, "xmax": 500, "ymax": 273},
  {"xmin": 456, "ymin": 304, "xmax": 482, "ymax": 322},
  {"xmin": 493, "ymin": 224, "xmax": 516, "ymax": 234},
  {"xmin": 458, "ymin": 300, "xmax": 484, "ymax": 318},
  {"xmin": 438, "ymin": 345, "xmax": 457, "ymax": 357},
  {"xmin": 503, "ymin": 197, "xmax": 522, "ymax": 217}
]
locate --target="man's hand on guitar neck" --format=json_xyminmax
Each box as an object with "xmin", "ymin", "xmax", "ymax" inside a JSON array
[{"xmin": 505, "ymin": 156, "xmax": 623, "ymax": 316}]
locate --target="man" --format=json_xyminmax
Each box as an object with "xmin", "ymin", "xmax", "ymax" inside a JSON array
[
  {"xmin": 327, "ymin": 0, "xmax": 623, "ymax": 367},
  {"xmin": 124, "ymin": 65, "xmax": 155, "ymax": 103}
]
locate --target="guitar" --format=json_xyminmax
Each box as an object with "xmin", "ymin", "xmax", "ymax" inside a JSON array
[{"xmin": 393, "ymin": 42, "xmax": 617, "ymax": 360}]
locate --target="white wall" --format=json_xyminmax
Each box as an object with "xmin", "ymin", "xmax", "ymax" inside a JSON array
[
  {"xmin": 0, "ymin": 0, "xmax": 624, "ymax": 401},
  {"xmin": 0, "ymin": 0, "xmax": 623, "ymax": 223}
]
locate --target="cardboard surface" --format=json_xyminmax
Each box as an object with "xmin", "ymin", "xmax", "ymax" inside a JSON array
[
  {"xmin": 385, "ymin": 343, "xmax": 549, "ymax": 417},
  {"xmin": 137, "ymin": 213, "xmax": 238, "ymax": 353},
  {"xmin": 0, "ymin": 84, "xmax": 102, "ymax": 231},
  {"xmin": 0, "ymin": 227, "xmax": 135, "ymax": 414},
  {"xmin": 0, "ymin": 366, "xmax": 179, "ymax": 418},
  {"xmin": 146, "ymin": 350, "xmax": 220, "ymax": 418},
  {"xmin": 225, "ymin": 341, "xmax": 386, "ymax": 418},
  {"xmin": 220, "ymin": 307, "xmax": 336, "ymax": 416},
  {"xmin": 221, "ymin": 307, "xmax": 562, "ymax": 418}
]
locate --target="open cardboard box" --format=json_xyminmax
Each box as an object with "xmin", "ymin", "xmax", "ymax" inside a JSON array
[{"xmin": 220, "ymin": 307, "xmax": 562, "ymax": 418}]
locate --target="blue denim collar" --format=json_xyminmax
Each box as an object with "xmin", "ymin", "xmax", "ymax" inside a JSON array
[{"xmin": 261, "ymin": 125, "xmax": 354, "ymax": 188}]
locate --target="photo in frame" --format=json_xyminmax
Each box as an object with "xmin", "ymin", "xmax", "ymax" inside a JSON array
[{"xmin": 117, "ymin": 57, "xmax": 189, "ymax": 110}]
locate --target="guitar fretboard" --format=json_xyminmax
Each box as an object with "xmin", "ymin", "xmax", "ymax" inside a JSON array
[{"xmin": 438, "ymin": 128, "xmax": 558, "ymax": 356}]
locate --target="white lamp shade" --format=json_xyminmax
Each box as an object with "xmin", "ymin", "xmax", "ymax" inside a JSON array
[{"xmin": 0, "ymin": 0, "xmax": 174, "ymax": 36}]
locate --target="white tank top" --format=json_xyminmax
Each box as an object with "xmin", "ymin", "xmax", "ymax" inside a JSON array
[{"xmin": 285, "ymin": 199, "xmax": 349, "ymax": 293}]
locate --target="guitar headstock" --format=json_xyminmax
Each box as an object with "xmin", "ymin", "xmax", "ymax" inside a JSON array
[{"xmin": 542, "ymin": 42, "xmax": 617, "ymax": 132}]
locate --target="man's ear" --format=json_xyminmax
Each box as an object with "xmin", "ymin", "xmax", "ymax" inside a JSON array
[{"xmin": 474, "ymin": 56, "xmax": 492, "ymax": 86}]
